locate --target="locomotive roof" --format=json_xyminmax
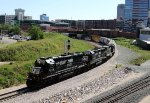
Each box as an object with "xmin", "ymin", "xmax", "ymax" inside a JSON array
[
  {"xmin": 45, "ymin": 52, "xmax": 85, "ymax": 64},
  {"xmin": 45, "ymin": 58, "xmax": 55, "ymax": 64}
]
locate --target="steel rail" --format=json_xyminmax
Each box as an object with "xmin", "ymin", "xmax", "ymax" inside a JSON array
[
  {"xmin": 0, "ymin": 87, "xmax": 29, "ymax": 102},
  {"xmin": 92, "ymin": 76, "xmax": 150, "ymax": 103}
]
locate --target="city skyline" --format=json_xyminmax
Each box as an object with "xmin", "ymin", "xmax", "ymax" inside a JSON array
[{"xmin": 0, "ymin": 0, "xmax": 125, "ymax": 20}]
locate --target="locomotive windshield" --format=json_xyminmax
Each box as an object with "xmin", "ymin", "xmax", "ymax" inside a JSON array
[{"xmin": 32, "ymin": 67, "xmax": 41, "ymax": 74}]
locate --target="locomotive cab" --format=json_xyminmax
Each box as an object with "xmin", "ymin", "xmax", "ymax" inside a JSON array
[
  {"xmin": 32, "ymin": 67, "xmax": 41, "ymax": 74},
  {"xmin": 26, "ymin": 67, "xmax": 42, "ymax": 87},
  {"xmin": 26, "ymin": 58, "xmax": 55, "ymax": 87}
]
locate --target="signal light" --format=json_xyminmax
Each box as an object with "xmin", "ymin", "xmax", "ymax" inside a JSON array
[
  {"xmin": 67, "ymin": 45, "xmax": 70, "ymax": 50},
  {"xmin": 67, "ymin": 40, "xmax": 71, "ymax": 50},
  {"xmin": 68, "ymin": 40, "xmax": 70, "ymax": 43}
]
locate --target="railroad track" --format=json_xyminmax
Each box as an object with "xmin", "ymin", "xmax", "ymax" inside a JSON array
[
  {"xmin": 85, "ymin": 76, "xmax": 150, "ymax": 103},
  {"xmin": 0, "ymin": 87, "xmax": 29, "ymax": 102}
]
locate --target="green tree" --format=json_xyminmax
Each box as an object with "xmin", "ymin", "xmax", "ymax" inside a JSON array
[
  {"xmin": 28, "ymin": 25, "xmax": 44, "ymax": 40},
  {"xmin": 0, "ymin": 24, "xmax": 11, "ymax": 34},
  {"xmin": 11, "ymin": 25, "xmax": 21, "ymax": 34},
  {"xmin": 13, "ymin": 26, "xmax": 21, "ymax": 34}
]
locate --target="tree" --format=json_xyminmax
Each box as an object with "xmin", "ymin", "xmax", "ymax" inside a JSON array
[
  {"xmin": 0, "ymin": 24, "xmax": 11, "ymax": 34},
  {"xmin": 28, "ymin": 25, "xmax": 44, "ymax": 40},
  {"xmin": 11, "ymin": 25, "xmax": 21, "ymax": 34}
]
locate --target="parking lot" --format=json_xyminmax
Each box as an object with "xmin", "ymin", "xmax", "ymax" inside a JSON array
[
  {"xmin": 0, "ymin": 34, "xmax": 31, "ymax": 44},
  {"xmin": 0, "ymin": 36, "xmax": 17, "ymax": 44}
]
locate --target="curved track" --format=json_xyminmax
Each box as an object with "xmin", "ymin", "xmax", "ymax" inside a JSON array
[{"xmin": 85, "ymin": 76, "xmax": 150, "ymax": 103}]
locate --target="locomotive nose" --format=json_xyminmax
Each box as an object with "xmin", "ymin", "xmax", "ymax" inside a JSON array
[{"xmin": 31, "ymin": 67, "xmax": 41, "ymax": 74}]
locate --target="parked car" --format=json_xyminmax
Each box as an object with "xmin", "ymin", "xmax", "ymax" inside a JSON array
[
  {"xmin": 26, "ymin": 36, "xmax": 31, "ymax": 40},
  {"xmin": 11, "ymin": 35, "xmax": 22, "ymax": 40}
]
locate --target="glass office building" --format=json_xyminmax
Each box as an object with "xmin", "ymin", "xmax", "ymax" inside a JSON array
[
  {"xmin": 124, "ymin": 0, "xmax": 150, "ymax": 25},
  {"xmin": 132, "ymin": 0, "xmax": 148, "ymax": 21},
  {"xmin": 149, "ymin": 0, "xmax": 150, "ymax": 8},
  {"xmin": 117, "ymin": 4, "xmax": 125, "ymax": 20},
  {"xmin": 40, "ymin": 14, "xmax": 49, "ymax": 21},
  {"xmin": 124, "ymin": 0, "xmax": 133, "ymax": 20}
]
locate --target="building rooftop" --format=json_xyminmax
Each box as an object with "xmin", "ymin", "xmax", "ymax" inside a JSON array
[{"xmin": 141, "ymin": 27, "xmax": 150, "ymax": 31}]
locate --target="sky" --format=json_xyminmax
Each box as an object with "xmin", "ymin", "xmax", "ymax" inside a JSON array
[{"xmin": 0, "ymin": 0, "xmax": 125, "ymax": 20}]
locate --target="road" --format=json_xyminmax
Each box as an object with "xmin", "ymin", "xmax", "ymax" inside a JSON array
[{"xmin": 0, "ymin": 37, "xmax": 17, "ymax": 44}]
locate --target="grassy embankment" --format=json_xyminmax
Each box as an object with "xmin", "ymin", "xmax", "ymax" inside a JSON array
[
  {"xmin": 0, "ymin": 42, "xmax": 6, "ymax": 47},
  {"xmin": 114, "ymin": 37, "xmax": 150, "ymax": 65},
  {"xmin": 0, "ymin": 32, "xmax": 94, "ymax": 89}
]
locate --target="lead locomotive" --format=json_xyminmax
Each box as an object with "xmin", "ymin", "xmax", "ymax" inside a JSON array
[{"xmin": 26, "ymin": 38, "xmax": 115, "ymax": 88}]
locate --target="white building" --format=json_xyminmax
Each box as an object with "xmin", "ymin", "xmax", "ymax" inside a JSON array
[{"xmin": 15, "ymin": 8, "xmax": 25, "ymax": 20}]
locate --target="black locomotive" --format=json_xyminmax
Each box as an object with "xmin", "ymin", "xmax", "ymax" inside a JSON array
[{"xmin": 26, "ymin": 38, "xmax": 115, "ymax": 88}]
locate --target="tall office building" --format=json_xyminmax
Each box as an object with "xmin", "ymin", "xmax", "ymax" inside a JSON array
[
  {"xmin": 15, "ymin": 8, "xmax": 25, "ymax": 20},
  {"xmin": 40, "ymin": 14, "xmax": 49, "ymax": 21},
  {"xmin": 147, "ymin": 3, "xmax": 150, "ymax": 27},
  {"xmin": 132, "ymin": 0, "xmax": 148, "ymax": 21},
  {"xmin": 124, "ymin": 0, "xmax": 133, "ymax": 20},
  {"xmin": 124, "ymin": 0, "xmax": 150, "ymax": 25},
  {"xmin": 149, "ymin": 0, "xmax": 150, "ymax": 8},
  {"xmin": 0, "ymin": 8, "xmax": 32, "ymax": 24},
  {"xmin": 117, "ymin": 4, "xmax": 125, "ymax": 20}
]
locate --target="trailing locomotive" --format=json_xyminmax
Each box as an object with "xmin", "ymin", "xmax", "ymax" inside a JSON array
[{"xmin": 26, "ymin": 38, "xmax": 115, "ymax": 88}]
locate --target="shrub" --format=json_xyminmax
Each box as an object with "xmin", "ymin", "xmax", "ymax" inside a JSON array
[{"xmin": 28, "ymin": 25, "xmax": 44, "ymax": 40}]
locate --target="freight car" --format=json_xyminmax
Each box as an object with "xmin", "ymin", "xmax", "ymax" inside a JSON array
[{"xmin": 26, "ymin": 39, "xmax": 115, "ymax": 88}]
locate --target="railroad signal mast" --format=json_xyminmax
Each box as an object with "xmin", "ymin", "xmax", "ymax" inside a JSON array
[{"xmin": 64, "ymin": 40, "xmax": 71, "ymax": 54}]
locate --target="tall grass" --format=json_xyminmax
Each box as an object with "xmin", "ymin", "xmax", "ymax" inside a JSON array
[
  {"xmin": 0, "ymin": 33, "xmax": 93, "ymax": 61},
  {"xmin": 0, "ymin": 61, "xmax": 33, "ymax": 89}
]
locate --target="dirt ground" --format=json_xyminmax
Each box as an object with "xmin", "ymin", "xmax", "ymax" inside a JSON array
[
  {"xmin": 0, "ymin": 62, "xmax": 10, "ymax": 66},
  {"xmin": 139, "ymin": 96, "xmax": 150, "ymax": 103}
]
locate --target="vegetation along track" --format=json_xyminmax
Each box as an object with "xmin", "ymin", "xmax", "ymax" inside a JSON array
[
  {"xmin": 87, "ymin": 76, "xmax": 150, "ymax": 103},
  {"xmin": 0, "ymin": 87, "xmax": 29, "ymax": 102}
]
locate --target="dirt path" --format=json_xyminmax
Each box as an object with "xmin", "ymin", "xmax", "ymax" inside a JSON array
[
  {"xmin": 139, "ymin": 96, "xmax": 150, "ymax": 103},
  {"xmin": 0, "ymin": 62, "xmax": 10, "ymax": 66}
]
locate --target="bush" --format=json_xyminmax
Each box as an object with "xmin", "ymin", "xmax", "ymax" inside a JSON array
[{"xmin": 28, "ymin": 25, "xmax": 44, "ymax": 40}]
